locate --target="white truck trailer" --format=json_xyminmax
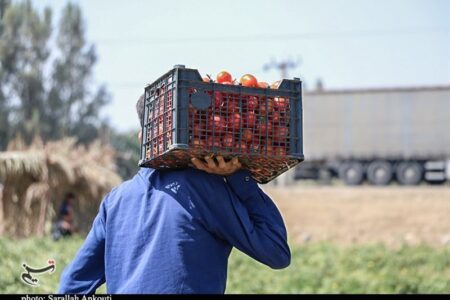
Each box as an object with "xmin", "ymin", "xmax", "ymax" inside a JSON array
[{"xmin": 295, "ymin": 85, "xmax": 450, "ymax": 185}]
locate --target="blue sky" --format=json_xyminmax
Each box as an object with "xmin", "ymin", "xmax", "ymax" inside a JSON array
[{"xmin": 35, "ymin": 0, "xmax": 450, "ymax": 132}]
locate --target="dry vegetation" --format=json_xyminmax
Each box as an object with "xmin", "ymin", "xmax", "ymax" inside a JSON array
[
  {"xmin": 263, "ymin": 184, "xmax": 450, "ymax": 247},
  {"xmin": 0, "ymin": 137, "xmax": 121, "ymax": 237}
]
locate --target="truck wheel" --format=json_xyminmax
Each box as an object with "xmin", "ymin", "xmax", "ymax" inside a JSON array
[
  {"xmin": 367, "ymin": 160, "xmax": 393, "ymax": 185},
  {"xmin": 318, "ymin": 168, "xmax": 332, "ymax": 184},
  {"xmin": 338, "ymin": 161, "xmax": 364, "ymax": 185},
  {"xmin": 396, "ymin": 161, "xmax": 423, "ymax": 185}
]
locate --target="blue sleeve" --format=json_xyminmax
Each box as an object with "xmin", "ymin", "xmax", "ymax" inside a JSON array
[
  {"xmin": 58, "ymin": 197, "xmax": 107, "ymax": 294},
  {"xmin": 205, "ymin": 170, "xmax": 291, "ymax": 269}
]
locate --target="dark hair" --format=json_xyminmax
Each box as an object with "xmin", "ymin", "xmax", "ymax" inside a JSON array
[
  {"xmin": 65, "ymin": 192, "xmax": 75, "ymax": 200},
  {"xmin": 136, "ymin": 94, "xmax": 145, "ymax": 128}
]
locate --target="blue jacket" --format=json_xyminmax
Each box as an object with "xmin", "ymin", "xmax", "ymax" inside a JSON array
[{"xmin": 58, "ymin": 168, "xmax": 290, "ymax": 294}]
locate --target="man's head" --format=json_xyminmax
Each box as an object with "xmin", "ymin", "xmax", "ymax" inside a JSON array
[
  {"xmin": 136, "ymin": 94, "xmax": 145, "ymax": 128},
  {"xmin": 65, "ymin": 192, "xmax": 75, "ymax": 204},
  {"xmin": 137, "ymin": 94, "xmax": 145, "ymax": 142}
]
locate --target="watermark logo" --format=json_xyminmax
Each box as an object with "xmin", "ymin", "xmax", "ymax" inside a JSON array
[{"xmin": 21, "ymin": 259, "xmax": 56, "ymax": 286}]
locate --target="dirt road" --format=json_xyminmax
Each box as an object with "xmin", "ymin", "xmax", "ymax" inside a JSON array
[{"xmin": 262, "ymin": 185, "xmax": 450, "ymax": 247}]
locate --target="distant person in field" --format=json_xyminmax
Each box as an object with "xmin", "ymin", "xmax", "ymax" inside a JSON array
[
  {"xmin": 53, "ymin": 193, "xmax": 75, "ymax": 240},
  {"xmin": 58, "ymin": 95, "xmax": 290, "ymax": 294}
]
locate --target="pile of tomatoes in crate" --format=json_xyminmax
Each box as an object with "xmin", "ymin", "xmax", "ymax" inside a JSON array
[{"xmin": 188, "ymin": 71, "xmax": 290, "ymax": 157}]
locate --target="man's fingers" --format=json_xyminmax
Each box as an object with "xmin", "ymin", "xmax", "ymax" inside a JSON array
[
  {"xmin": 204, "ymin": 156, "xmax": 217, "ymax": 169},
  {"xmin": 231, "ymin": 157, "xmax": 241, "ymax": 167},
  {"xmin": 216, "ymin": 156, "xmax": 227, "ymax": 169},
  {"xmin": 191, "ymin": 158, "xmax": 208, "ymax": 171},
  {"xmin": 192, "ymin": 156, "xmax": 241, "ymax": 176}
]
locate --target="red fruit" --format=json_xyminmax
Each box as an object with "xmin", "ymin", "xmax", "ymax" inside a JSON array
[
  {"xmin": 240, "ymin": 74, "xmax": 258, "ymax": 87},
  {"xmin": 209, "ymin": 115, "xmax": 226, "ymax": 134},
  {"xmin": 223, "ymin": 134, "xmax": 235, "ymax": 148},
  {"xmin": 274, "ymin": 97, "xmax": 289, "ymax": 110},
  {"xmin": 259, "ymin": 98, "xmax": 274, "ymax": 115},
  {"xmin": 257, "ymin": 81, "xmax": 269, "ymax": 88},
  {"xmin": 207, "ymin": 136, "xmax": 222, "ymax": 148},
  {"xmin": 271, "ymin": 80, "xmax": 281, "ymax": 89},
  {"xmin": 217, "ymin": 71, "xmax": 233, "ymax": 83},
  {"xmin": 225, "ymin": 99, "xmax": 240, "ymax": 113},
  {"xmin": 213, "ymin": 91, "xmax": 223, "ymax": 108},
  {"xmin": 274, "ymin": 126, "xmax": 289, "ymax": 141},
  {"xmin": 244, "ymin": 111, "xmax": 256, "ymax": 127},
  {"xmin": 258, "ymin": 121, "xmax": 273, "ymax": 136},
  {"xmin": 192, "ymin": 123, "xmax": 203, "ymax": 137},
  {"xmin": 202, "ymin": 76, "xmax": 212, "ymax": 82},
  {"xmin": 191, "ymin": 138, "xmax": 206, "ymax": 148},
  {"xmin": 234, "ymin": 143, "xmax": 248, "ymax": 153},
  {"xmin": 262, "ymin": 145, "xmax": 274, "ymax": 156},
  {"xmin": 241, "ymin": 128, "xmax": 253, "ymax": 143},
  {"xmin": 246, "ymin": 96, "xmax": 258, "ymax": 110},
  {"xmin": 248, "ymin": 142, "xmax": 261, "ymax": 154},
  {"xmin": 228, "ymin": 113, "xmax": 242, "ymax": 131},
  {"xmin": 189, "ymin": 103, "xmax": 198, "ymax": 116},
  {"xmin": 274, "ymin": 146, "xmax": 287, "ymax": 156},
  {"xmin": 270, "ymin": 111, "xmax": 280, "ymax": 124}
]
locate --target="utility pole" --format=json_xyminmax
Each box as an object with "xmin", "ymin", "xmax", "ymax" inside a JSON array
[
  {"xmin": 263, "ymin": 57, "xmax": 301, "ymax": 79},
  {"xmin": 263, "ymin": 57, "xmax": 301, "ymax": 187}
]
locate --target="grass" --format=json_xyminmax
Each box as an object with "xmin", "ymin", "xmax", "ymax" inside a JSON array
[{"xmin": 0, "ymin": 236, "xmax": 449, "ymax": 294}]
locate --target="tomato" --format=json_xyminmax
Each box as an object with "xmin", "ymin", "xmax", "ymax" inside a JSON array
[
  {"xmin": 274, "ymin": 146, "xmax": 287, "ymax": 156},
  {"xmin": 259, "ymin": 98, "xmax": 274, "ymax": 115},
  {"xmin": 262, "ymin": 145, "xmax": 274, "ymax": 156},
  {"xmin": 213, "ymin": 91, "xmax": 223, "ymax": 109},
  {"xmin": 192, "ymin": 123, "xmax": 203, "ymax": 137},
  {"xmin": 217, "ymin": 71, "xmax": 232, "ymax": 83},
  {"xmin": 189, "ymin": 103, "xmax": 198, "ymax": 116},
  {"xmin": 228, "ymin": 113, "xmax": 242, "ymax": 131},
  {"xmin": 222, "ymin": 134, "xmax": 235, "ymax": 148},
  {"xmin": 258, "ymin": 120, "xmax": 273, "ymax": 136},
  {"xmin": 224, "ymin": 99, "xmax": 240, "ymax": 113},
  {"xmin": 270, "ymin": 111, "xmax": 280, "ymax": 124},
  {"xmin": 257, "ymin": 81, "xmax": 269, "ymax": 88},
  {"xmin": 240, "ymin": 74, "xmax": 258, "ymax": 87},
  {"xmin": 274, "ymin": 97, "xmax": 289, "ymax": 111},
  {"xmin": 244, "ymin": 111, "xmax": 257, "ymax": 127},
  {"xmin": 234, "ymin": 143, "xmax": 248, "ymax": 153},
  {"xmin": 207, "ymin": 136, "xmax": 222, "ymax": 148},
  {"xmin": 246, "ymin": 96, "xmax": 258, "ymax": 110},
  {"xmin": 221, "ymin": 81, "xmax": 233, "ymax": 85},
  {"xmin": 241, "ymin": 128, "xmax": 253, "ymax": 143},
  {"xmin": 273, "ymin": 126, "xmax": 289, "ymax": 141},
  {"xmin": 191, "ymin": 138, "xmax": 206, "ymax": 148},
  {"xmin": 152, "ymin": 122, "xmax": 165, "ymax": 137},
  {"xmin": 271, "ymin": 80, "xmax": 281, "ymax": 89},
  {"xmin": 209, "ymin": 115, "xmax": 226, "ymax": 134},
  {"xmin": 248, "ymin": 142, "xmax": 261, "ymax": 154}
]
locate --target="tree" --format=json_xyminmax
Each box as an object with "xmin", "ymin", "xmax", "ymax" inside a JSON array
[
  {"xmin": 110, "ymin": 130, "xmax": 141, "ymax": 180},
  {"xmin": 46, "ymin": 3, "xmax": 110, "ymax": 143},
  {"xmin": 0, "ymin": 0, "xmax": 52, "ymax": 144},
  {"xmin": 0, "ymin": 1, "xmax": 110, "ymax": 149}
]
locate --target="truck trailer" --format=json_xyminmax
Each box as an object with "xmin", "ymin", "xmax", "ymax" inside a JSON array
[{"xmin": 296, "ymin": 85, "xmax": 450, "ymax": 185}]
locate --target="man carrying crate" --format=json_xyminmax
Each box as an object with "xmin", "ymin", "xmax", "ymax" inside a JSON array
[{"xmin": 58, "ymin": 95, "xmax": 290, "ymax": 294}]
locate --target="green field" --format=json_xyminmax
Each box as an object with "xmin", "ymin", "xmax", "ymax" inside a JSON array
[{"xmin": 1, "ymin": 236, "xmax": 449, "ymax": 294}]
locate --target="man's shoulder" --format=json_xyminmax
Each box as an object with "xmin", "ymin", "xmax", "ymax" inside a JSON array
[{"xmin": 103, "ymin": 168, "xmax": 153, "ymax": 205}]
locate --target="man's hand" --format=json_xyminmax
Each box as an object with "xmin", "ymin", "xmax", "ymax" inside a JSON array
[{"xmin": 191, "ymin": 156, "xmax": 242, "ymax": 176}]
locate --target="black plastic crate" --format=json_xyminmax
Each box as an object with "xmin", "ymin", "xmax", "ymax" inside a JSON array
[{"xmin": 138, "ymin": 65, "xmax": 304, "ymax": 183}]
